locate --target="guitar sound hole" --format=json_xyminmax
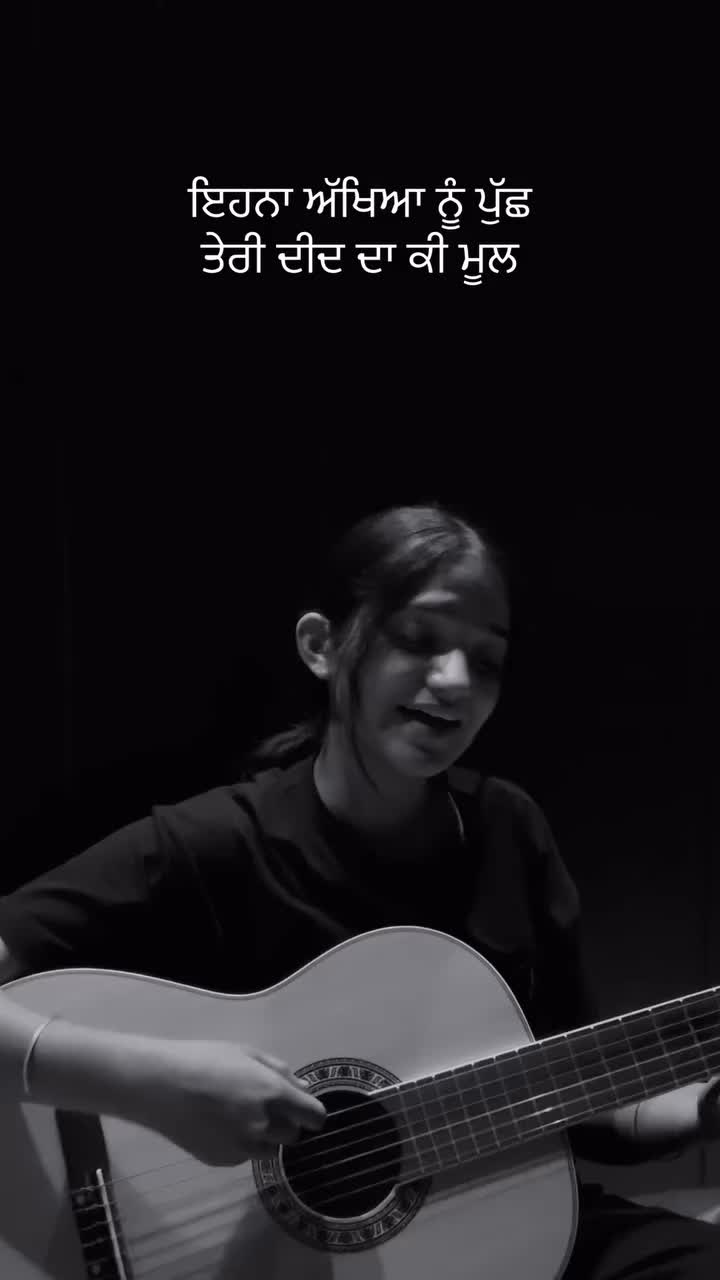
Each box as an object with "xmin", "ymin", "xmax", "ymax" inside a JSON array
[{"xmin": 282, "ymin": 1088, "xmax": 402, "ymax": 1218}]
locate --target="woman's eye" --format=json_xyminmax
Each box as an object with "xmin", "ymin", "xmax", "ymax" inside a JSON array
[
  {"xmin": 397, "ymin": 624, "xmax": 435, "ymax": 652},
  {"xmin": 388, "ymin": 620, "xmax": 504, "ymax": 676},
  {"xmin": 384, "ymin": 617, "xmax": 434, "ymax": 652},
  {"xmin": 471, "ymin": 655, "xmax": 503, "ymax": 678}
]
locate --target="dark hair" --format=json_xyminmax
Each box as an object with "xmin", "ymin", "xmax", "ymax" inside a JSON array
[{"xmin": 246, "ymin": 501, "xmax": 509, "ymax": 777}]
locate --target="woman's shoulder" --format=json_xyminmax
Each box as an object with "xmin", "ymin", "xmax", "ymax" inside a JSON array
[
  {"xmin": 448, "ymin": 765, "xmax": 549, "ymax": 821},
  {"xmin": 150, "ymin": 757, "xmax": 311, "ymax": 847},
  {"xmin": 449, "ymin": 767, "xmax": 580, "ymax": 928}
]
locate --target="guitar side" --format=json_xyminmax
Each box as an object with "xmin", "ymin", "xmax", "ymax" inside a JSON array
[{"xmin": 0, "ymin": 927, "xmax": 579, "ymax": 1279}]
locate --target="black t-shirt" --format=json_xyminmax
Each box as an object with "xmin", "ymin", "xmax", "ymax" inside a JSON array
[{"xmin": 0, "ymin": 757, "xmax": 596, "ymax": 1041}]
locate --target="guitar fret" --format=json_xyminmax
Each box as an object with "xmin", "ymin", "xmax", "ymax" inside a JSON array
[
  {"xmin": 426, "ymin": 1073, "xmax": 461, "ymax": 1165},
  {"xmin": 453, "ymin": 1071, "xmax": 484, "ymax": 1160},
  {"xmin": 453, "ymin": 1090, "xmax": 478, "ymax": 1162},
  {"xmin": 466, "ymin": 1063, "xmax": 501, "ymax": 1151},
  {"xmin": 584, "ymin": 1017, "xmax": 649, "ymax": 1105},
  {"xmin": 566, "ymin": 1027, "xmax": 616, "ymax": 1114},
  {"xmin": 619, "ymin": 1013, "xmax": 676, "ymax": 1096},
  {"xmin": 685, "ymin": 995, "xmax": 719, "ymax": 1075},
  {"xmin": 587, "ymin": 1026, "xmax": 620, "ymax": 1109},
  {"xmin": 519, "ymin": 1042, "xmax": 564, "ymax": 1131},
  {"xmin": 434, "ymin": 1070, "xmax": 479, "ymax": 1162},
  {"xmin": 615, "ymin": 1017, "xmax": 645, "ymax": 1102},
  {"xmin": 647, "ymin": 1009, "xmax": 680, "ymax": 1089},
  {"xmin": 473, "ymin": 1056, "xmax": 521, "ymax": 1145},
  {"xmin": 400, "ymin": 1080, "xmax": 442, "ymax": 1176},
  {"xmin": 454, "ymin": 1069, "xmax": 482, "ymax": 1158},
  {"xmin": 496, "ymin": 1050, "xmax": 541, "ymax": 1141},
  {"xmin": 393, "ymin": 1088, "xmax": 421, "ymax": 1174},
  {"xmin": 676, "ymin": 1005, "xmax": 707, "ymax": 1075},
  {"xmin": 541, "ymin": 1035, "xmax": 588, "ymax": 1122},
  {"xmin": 564, "ymin": 1034, "xmax": 593, "ymax": 1119}
]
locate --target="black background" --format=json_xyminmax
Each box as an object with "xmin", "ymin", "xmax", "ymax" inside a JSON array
[{"xmin": 14, "ymin": 2, "xmax": 718, "ymax": 1196}]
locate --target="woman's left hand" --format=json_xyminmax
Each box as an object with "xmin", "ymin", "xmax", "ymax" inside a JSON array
[{"xmin": 697, "ymin": 1075, "xmax": 720, "ymax": 1142}]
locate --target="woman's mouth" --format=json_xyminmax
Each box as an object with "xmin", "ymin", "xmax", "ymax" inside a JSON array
[{"xmin": 398, "ymin": 706, "xmax": 463, "ymax": 735}]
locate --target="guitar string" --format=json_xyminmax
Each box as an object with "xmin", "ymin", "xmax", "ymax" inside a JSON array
[
  {"xmin": 233, "ymin": 1001, "xmax": 720, "ymax": 1180},
  {"xmin": 58, "ymin": 786, "xmax": 719, "ymax": 1197},
  {"xmin": 78, "ymin": 1034, "xmax": 720, "ymax": 1280},
  {"xmin": 44, "ymin": 786, "xmax": 720, "ymax": 1269},
  {"xmin": 69, "ymin": 997, "xmax": 720, "ymax": 1213},
  {"xmin": 72, "ymin": 1028, "xmax": 720, "ymax": 1269},
  {"xmin": 92, "ymin": 1029, "xmax": 720, "ymax": 1236},
  {"xmin": 299, "ymin": 1035, "xmax": 720, "ymax": 1219},
  {"xmin": 78, "ymin": 1042, "xmax": 720, "ymax": 1280},
  {"xmin": 71, "ymin": 1009, "xmax": 720, "ymax": 1236}
]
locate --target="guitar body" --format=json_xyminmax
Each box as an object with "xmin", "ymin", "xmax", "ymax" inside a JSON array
[{"xmin": 1, "ymin": 927, "xmax": 579, "ymax": 1279}]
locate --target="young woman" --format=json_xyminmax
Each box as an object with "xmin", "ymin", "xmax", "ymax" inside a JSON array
[{"xmin": 0, "ymin": 502, "xmax": 718, "ymax": 1277}]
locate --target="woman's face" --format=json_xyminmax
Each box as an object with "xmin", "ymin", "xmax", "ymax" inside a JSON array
[{"xmin": 348, "ymin": 554, "xmax": 510, "ymax": 781}]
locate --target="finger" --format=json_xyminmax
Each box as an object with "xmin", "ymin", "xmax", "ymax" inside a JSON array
[
  {"xmin": 284, "ymin": 1095, "xmax": 326, "ymax": 1130},
  {"xmin": 267, "ymin": 1089, "xmax": 326, "ymax": 1131},
  {"xmin": 267, "ymin": 1121, "xmax": 303, "ymax": 1146},
  {"xmin": 270, "ymin": 1070, "xmax": 326, "ymax": 1115},
  {"xmin": 251, "ymin": 1048, "xmax": 298, "ymax": 1079},
  {"xmin": 251, "ymin": 1050, "xmax": 319, "ymax": 1100}
]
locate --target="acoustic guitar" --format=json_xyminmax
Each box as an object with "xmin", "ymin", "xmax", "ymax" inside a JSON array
[{"xmin": 1, "ymin": 926, "xmax": 717, "ymax": 1278}]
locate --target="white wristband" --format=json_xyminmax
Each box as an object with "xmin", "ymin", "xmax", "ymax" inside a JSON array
[{"xmin": 23, "ymin": 1017, "xmax": 54, "ymax": 1098}]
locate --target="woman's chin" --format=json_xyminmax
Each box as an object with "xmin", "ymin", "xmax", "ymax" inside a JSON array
[{"xmin": 386, "ymin": 738, "xmax": 459, "ymax": 778}]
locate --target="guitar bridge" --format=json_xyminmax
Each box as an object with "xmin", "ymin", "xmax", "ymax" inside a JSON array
[{"xmin": 56, "ymin": 1109, "xmax": 132, "ymax": 1279}]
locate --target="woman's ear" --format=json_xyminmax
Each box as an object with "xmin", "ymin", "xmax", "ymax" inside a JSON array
[{"xmin": 295, "ymin": 612, "xmax": 334, "ymax": 681}]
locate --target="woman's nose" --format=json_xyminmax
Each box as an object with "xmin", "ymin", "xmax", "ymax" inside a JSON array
[{"xmin": 429, "ymin": 648, "xmax": 472, "ymax": 688}]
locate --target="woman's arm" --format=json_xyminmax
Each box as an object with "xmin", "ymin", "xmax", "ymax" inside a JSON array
[{"xmin": 0, "ymin": 940, "xmax": 324, "ymax": 1164}]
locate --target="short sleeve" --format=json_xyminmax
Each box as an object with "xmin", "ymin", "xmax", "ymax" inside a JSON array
[
  {"xmin": 0, "ymin": 816, "xmax": 174, "ymax": 976},
  {"xmin": 0, "ymin": 787, "xmax": 253, "ymax": 985}
]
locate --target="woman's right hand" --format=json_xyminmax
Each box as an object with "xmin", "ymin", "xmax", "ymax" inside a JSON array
[
  {"xmin": 20, "ymin": 1009, "xmax": 328, "ymax": 1169},
  {"xmin": 10, "ymin": 995, "xmax": 326, "ymax": 1168},
  {"xmin": 130, "ymin": 1038, "xmax": 327, "ymax": 1166}
]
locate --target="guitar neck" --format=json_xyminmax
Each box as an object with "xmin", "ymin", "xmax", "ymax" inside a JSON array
[{"xmin": 388, "ymin": 986, "xmax": 720, "ymax": 1175}]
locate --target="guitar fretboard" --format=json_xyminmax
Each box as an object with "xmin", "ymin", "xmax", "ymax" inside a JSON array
[{"xmin": 388, "ymin": 987, "xmax": 720, "ymax": 1176}]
